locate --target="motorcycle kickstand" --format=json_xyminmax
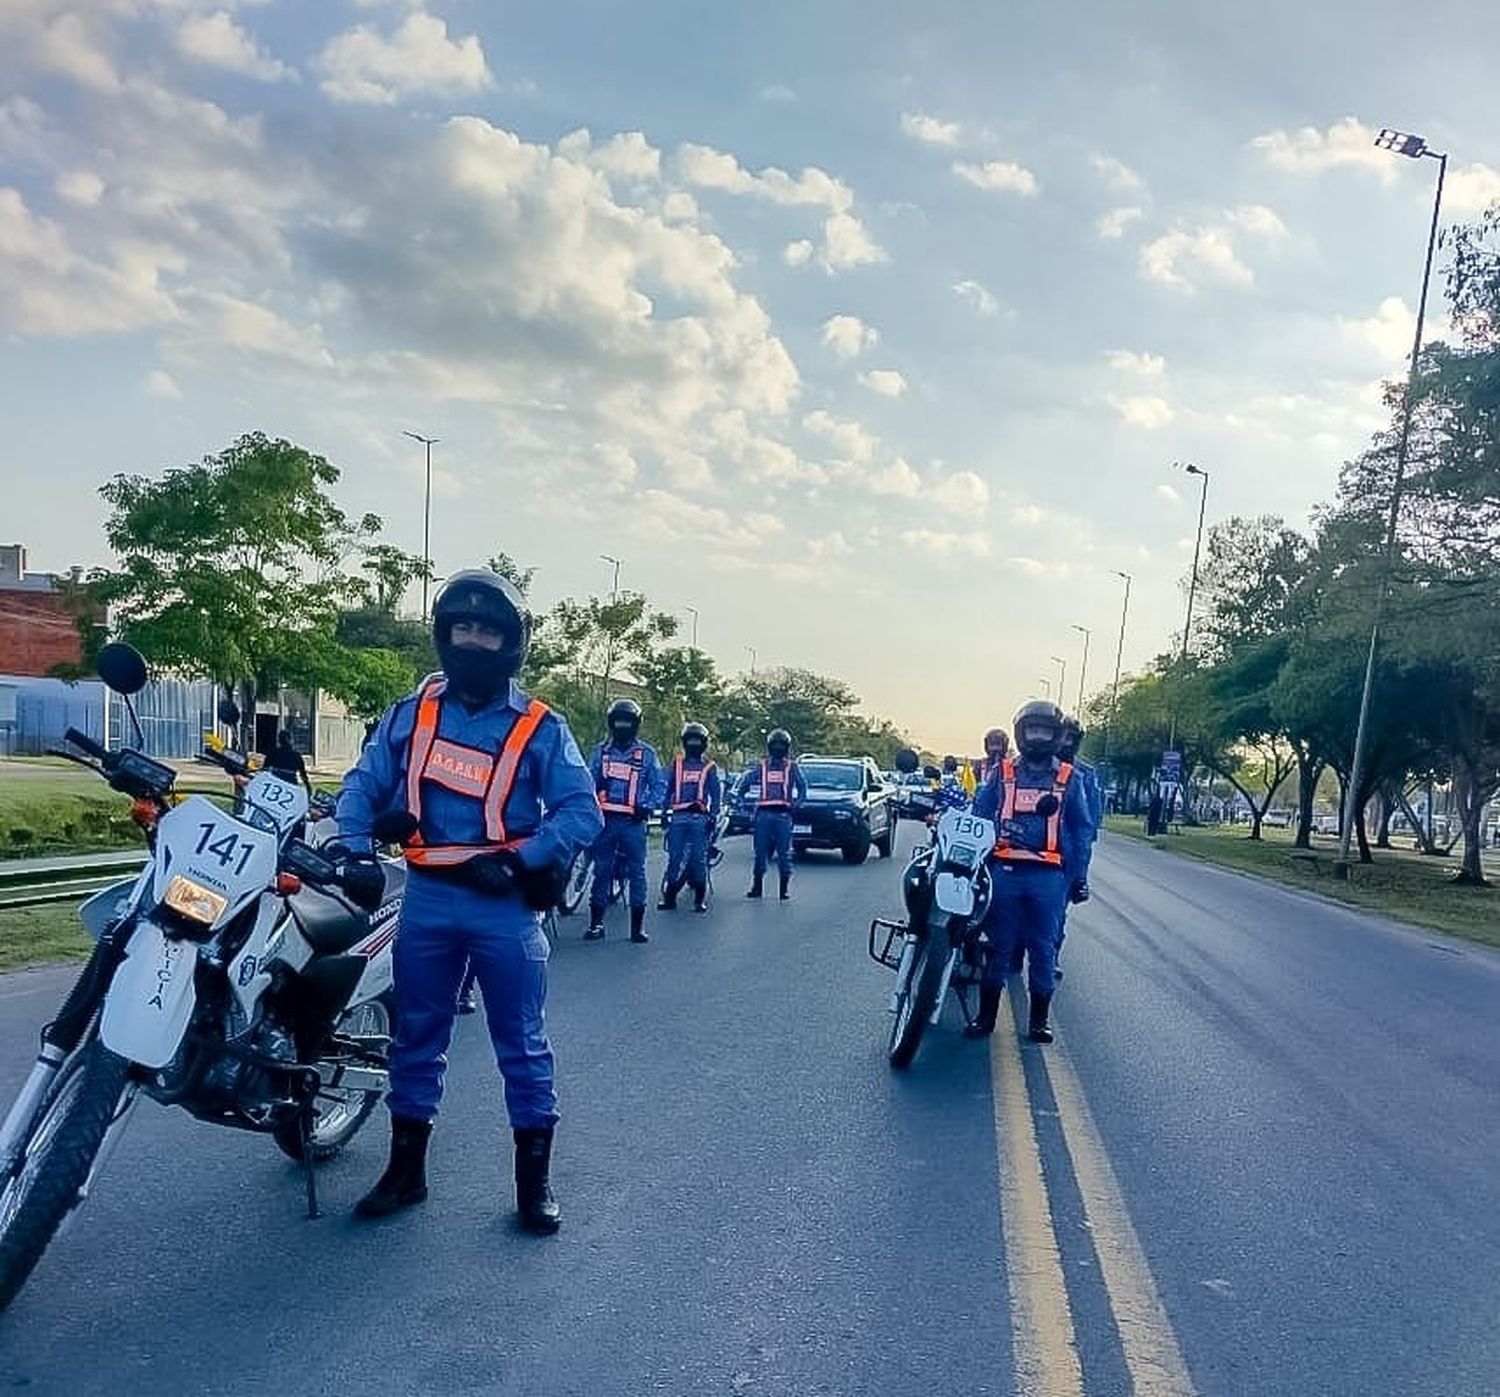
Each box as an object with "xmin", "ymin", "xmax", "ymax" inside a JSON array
[{"xmin": 297, "ymin": 1071, "xmax": 321, "ymax": 1220}]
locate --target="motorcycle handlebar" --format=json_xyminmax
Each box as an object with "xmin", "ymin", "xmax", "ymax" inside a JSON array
[{"xmin": 65, "ymin": 727, "xmax": 109, "ymax": 763}]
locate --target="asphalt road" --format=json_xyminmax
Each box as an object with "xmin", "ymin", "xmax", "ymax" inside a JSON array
[{"xmin": 1, "ymin": 827, "xmax": 1498, "ymax": 1396}]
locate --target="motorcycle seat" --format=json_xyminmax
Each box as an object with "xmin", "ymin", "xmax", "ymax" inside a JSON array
[{"xmin": 288, "ymin": 863, "xmax": 403, "ymax": 956}]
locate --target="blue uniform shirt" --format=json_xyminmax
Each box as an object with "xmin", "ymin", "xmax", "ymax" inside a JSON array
[
  {"xmin": 733, "ymin": 758, "xmax": 808, "ymax": 810},
  {"xmin": 337, "ymin": 678, "xmax": 603, "ymax": 871},
  {"xmin": 663, "ymin": 757, "xmax": 723, "ymax": 819},
  {"xmin": 590, "ymin": 739, "xmax": 667, "ymax": 816},
  {"xmin": 973, "ymin": 756, "xmax": 1093, "ymax": 888},
  {"xmin": 1072, "ymin": 758, "xmax": 1103, "ymax": 839}
]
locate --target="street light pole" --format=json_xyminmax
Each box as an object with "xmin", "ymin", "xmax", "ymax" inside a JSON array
[
  {"xmin": 1335, "ymin": 128, "xmax": 1448, "ymax": 880},
  {"xmin": 1070, "ymin": 624, "xmax": 1091, "ymax": 714},
  {"xmin": 402, "ymin": 431, "xmax": 439, "ymax": 616},
  {"xmin": 1051, "ymin": 655, "xmax": 1067, "ymax": 705},
  {"xmin": 747, "ymin": 645, "xmax": 757, "ymax": 676},
  {"xmin": 599, "ymin": 554, "xmax": 622, "ymax": 600},
  {"xmin": 1039, "ymin": 677, "xmax": 1051, "ymax": 700},
  {"xmin": 1104, "ymin": 571, "xmax": 1132, "ymax": 763},
  {"xmin": 1180, "ymin": 463, "xmax": 1210, "ymax": 666},
  {"xmin": 685, "ymin": 605, "xmax": 700, "ymax": 648}
]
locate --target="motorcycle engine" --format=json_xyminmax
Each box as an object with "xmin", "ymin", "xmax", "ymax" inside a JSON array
[{"xmin": 199, "ymin": 1009, "xmax": 299, "ymax": 1120}]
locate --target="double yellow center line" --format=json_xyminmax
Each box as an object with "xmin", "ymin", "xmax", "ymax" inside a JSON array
[{"xmin": 989, "ymin": 995, "xmax": 1197, "ymax": 1396}]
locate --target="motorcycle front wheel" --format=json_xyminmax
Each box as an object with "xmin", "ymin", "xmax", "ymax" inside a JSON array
[
  {"xmin": 0, "ymin": 1040, "xmax": 131, "ymax": 1312},
  {"xmin": 888, "ymin": 935, "xmax": 950, "ymax": 1070}
]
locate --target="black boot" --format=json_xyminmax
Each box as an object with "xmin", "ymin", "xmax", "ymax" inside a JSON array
[
  {"xmin": 630, "ymin": 905, "xmax": 649, "ymax": 943},
  {"xmin": 584, "ymin": 909, "xmax": 605, "ymax": 940},
  {"xmin": 964, "ymin": 986, "xmax": 1002, "ymax": 1038},
  {"xmin": 1028, "ymin": 991, "xmax": 1054, "ymax": 1044},
  {"xmin": 354, "ymin": 1116, "xmax": 431, "ymax": 1219},
  {"xmin": 513, "ymin": 1126, "xmax": 561, "ymax": 1234},
  {"xmin": 778, "ymin": 871, "xmax": 791, "ymax": 901},
  {"xmin": 692, "ymin": 882, "xmax": 708, "ymax": 913},
  {"xmin": 657, "ymin": 881, "xmax": 679, "ymax": 912},
  {"xmin": 746, "ymin": 874, "xmax": 764, "ymax": 899}
]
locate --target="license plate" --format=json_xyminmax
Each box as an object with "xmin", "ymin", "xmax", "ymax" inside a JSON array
[{"xmin": 793, "ymin": 824, "xmax": 812, "ymax": 835}]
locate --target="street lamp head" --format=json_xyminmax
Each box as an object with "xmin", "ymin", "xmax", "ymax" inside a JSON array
[
  {"xmin": 1071, "ymin": 623, "xmax": 1090, "ymax": 635},
  {"xmin": 403, "ymin": 430, "xmax": 439, "ymax": 446},
  {"xmin": 1375, "ymin": 128, "xmax": 1428, "ymax": 160},
  {"xmin": 1184, "ymin": 463, "xmax": 1206, "ymax": 478}
]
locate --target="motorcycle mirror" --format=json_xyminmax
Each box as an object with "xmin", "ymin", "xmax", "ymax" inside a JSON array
[
  {"xmin": 894, "ymin": 747, "xmax": 920, "ymax": 775},
  {"xmin": 1035, "ymin": 793, "xmax": 1060, "ymax": 818},
  {"xmin": 95, "ymin": 642, "xmax": 148, "ymax": 697},
  {"xmin": 372, "ymin": 809, "xmax": 419, "ymax": 844},
  {"xmin": 217, "ymin": 696, "xmax": 241, "ymax": 726}
]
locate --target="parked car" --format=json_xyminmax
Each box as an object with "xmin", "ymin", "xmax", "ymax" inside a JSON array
[
  {"xmin": 1312, "ymin": 812, "xmax": 1341, "ymax": 835},
  {"xmin": 793, "ymin": 756, "xmax": 898, "ymax": 863},
  {"xmin": 1263, "ymin": 808, "xmax": 1293, "ymax": 829}
]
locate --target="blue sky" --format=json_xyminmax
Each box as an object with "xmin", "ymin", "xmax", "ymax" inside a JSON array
[{"xmin": 3, "ymin": 0, "xmax": 1498, "ymax": 750}]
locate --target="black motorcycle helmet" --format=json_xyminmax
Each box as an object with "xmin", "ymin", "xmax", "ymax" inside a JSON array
[
  {"xmin": 983, "ymin": 727, "xmax": 1009, "ymax": 759},
  {"xmin": 681, "ymin": 721, "xmax": 709, "ymax": 756},
  {"xmin": 1013, "ymin": 700, "xmax": 1064, "ymax": 762},
  {"xmin": 942, "ymin": 754, "xmax": 959, "ymax": 774},
  {"xmin": 766, "ymin": 728, "xmax": 792, "ymax": 759},
  {"xmin": 1058, "ymin": 715, "xmax": 1084, "ymax": 761},
  {"xmin": 607, "ymin": 698, "xmax": 642, "ymax": 745},
  {"xmin": 432, "ymin": 569, "xmax": 531, "ymax": 703}
]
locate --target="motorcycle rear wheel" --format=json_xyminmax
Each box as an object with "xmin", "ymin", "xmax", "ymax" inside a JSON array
[
  {"xmin": 0, "ymin": 1040, "xmax": 130, "ymax": 1313},
  {"xmin": 888, "ymin": 935, "xmax": 949, "ymax": 1070},
  {"xmin": 558, "ymin": 850, "xmax": 592, "ymax": 916}
]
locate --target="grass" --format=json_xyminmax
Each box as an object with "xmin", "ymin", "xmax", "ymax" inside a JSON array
[
  {"xmin": 0, "ymin": 758, "xmax": 233, "ymax": 860},
  {"xmin": 0, "ymin": 902, "xmax": 93, "ymax": 972},
  {"xmin": 1105, "ymin": 815, "xmax": 1500, "ymax": 950}
]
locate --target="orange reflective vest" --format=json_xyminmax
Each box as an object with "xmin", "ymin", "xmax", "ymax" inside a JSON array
[
  {"xmin": 597, "ymin": 745, "xmax": 645, "ymax": 815},
  {"xmin": 758, "ymin": 758, "xmax": 795, "ymax": 810},
  {"xmin": 671, "ymin": 757, "xmax": 716, "ymax": 813},
  {"xmin": 991, "ymin": 757, "xmax": 1074, "ymax": 866},
  {"xmin": 402, "ymin": 677, "xmax": 550, "ymax": 868}
]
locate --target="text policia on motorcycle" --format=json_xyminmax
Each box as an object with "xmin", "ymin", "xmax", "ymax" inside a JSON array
[
  {"xmin": 585, "ymin": 698, "xmax": 666, "ymax": 943},
  {"xmin": 336, "ymin": 568, "xmax": 604, "ymax": 1233},
  {"xmin": 964, "ymin": 701, "xmax": 1095, "ymax": 1044},
  {"xmin": 735, "ymin": 729, "xmax": 809, "ymax": 901},
  {"xmin": 659, "ymin": 722, "xmax": 723, "ymax": 915}
]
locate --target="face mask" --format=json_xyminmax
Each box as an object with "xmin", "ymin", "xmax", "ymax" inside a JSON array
[{"xmin": 438, "ymin": 640, "xmax": 511, "ymax": 703}]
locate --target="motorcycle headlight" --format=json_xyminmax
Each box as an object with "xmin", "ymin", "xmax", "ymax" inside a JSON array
[{"xmin": 161, "ymin": 873, "xmax": 228, "ymax": 927}]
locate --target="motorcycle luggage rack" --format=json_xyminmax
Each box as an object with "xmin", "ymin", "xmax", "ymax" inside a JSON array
[{"xmin": 868, "ymin": 917, "xmax": 907, "ymax": 970}]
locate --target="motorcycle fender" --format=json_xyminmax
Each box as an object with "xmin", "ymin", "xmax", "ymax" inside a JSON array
[
  {"xmin": 100, "ymin": 921, "xmax": 197, "ymax": 1070},
  {"xmin": 933, "ymin": 871, "xmax": 976, "ymax": 918}
]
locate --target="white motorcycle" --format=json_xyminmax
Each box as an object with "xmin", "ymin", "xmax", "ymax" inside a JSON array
[{"xmin": 0, "ymin": 645, "xmax": 403, "ymax": 1312}]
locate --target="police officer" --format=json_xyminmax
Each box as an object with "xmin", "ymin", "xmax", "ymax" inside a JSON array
[
  {"xmin": 736, "ymin": 729, "xmax": 807, "ymax": 900},
  {"xmin": 964, "ymin": 701, "xmax": 1092, "ymax": 1044},
  {"xmin": 658, "ymin": 721, "xmax": 722, "ymax": 914},
  {"xmin": 937, "ymin": 755, "xmax": 971, "ymax": 812},
  {"xmin": 336, "ymin": 569, "xmax": 602, "ymax": 1232},
  {"xmin": 979, "ymin": 727, "xmax": 1009, "ymax": 784},
  {"xmin": 585, "ymin": 699, "xmax": 666, "ymax": 943}
]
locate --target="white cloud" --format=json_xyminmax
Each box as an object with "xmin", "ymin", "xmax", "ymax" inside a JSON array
[
  {"xmin": 758, "ymin": 84, "xmax": 796, "ymax": 103},
  {"xmin": 901, "ymin": 112, "xmax": 962, "ymax": 147},
  {"xmin": 176, "ymin": 11, "xmax": 294, "ymax": 82},
  {"xmin": 1107, "ymin": 349, "xmax": 1166, "ymax": 377},
  {"xmin": 318, "ymin": 12, "xmax": 490, "ymax": 105},
  {"xmin": 860, "ymin": 369, "xmax": 907, "ymax": 397},
  {"xmin": 821, "ymin": 314, "xmax": 879, "ymax": 359},
  {"xmin": 783, "ymin": 239, "xmax": 814, "ymax": 267},
  {"xmin": 594, "ymin": 441, "xmax": 640, "ymax": 488},
  {"xmin": 1008, "ymin": 555, "xmax": 1068, "ymax": 579},
  {"xmin": 821, "ymin": 211, "xmax": 885, "ymax": 269},
  {"xmin": 952, "ymin": 279, "xmax": 999, "ymax": 316},
  {"xmin": 1010, "ymin": 504, "xmax": 1047, "ymax": 526},
  {"xmin": 632, "ymin": 489, "xmax": 776, "ymax": 551},
  {"xmin": 1447, "ymin": 163, "xmax": 1500, "ymax": 214},
  {"xmin": 143, "ymin": 369, "xmax": 181, "ymax": 400},
  {"xmin": 1091, "ymin": 154, "xmax": 1142, "ymax": 193},
  {"xmin": 1108, "ymin": 393, "xmax": 1175, "ymax": 429},
  {"xmin": 55, "ymin": 170, "xmax": 104, "ymax": 206},
  {"xmin": 901, "ymin": 529, "xmax": 991, "ymax": 557},
  {"xmin": 868, "ymin": 456, "xmax": 922, "ymax": 496},
  {"xmin": 1155, "ymin": 483, "xmax": 1181, "ymax": 505},
  {"xmin": 809, "ymin": 530, "xmax": 853, "ymax": 560},
  {"xmin": 930, "ymin": 470, "xmax": 989, "ymax": 512},
  {"xmin": 803, "ymin": 409, "xmax": 877, "ymax": 462},
  {"xmin": 953, "ymin": 160, "xmax": 1038, "ymax": 196},
  {"xmin": 676, "ymin": 143, "xmax": 853, "ymax": 211},
  {"xmin": 1341, "ymin": 296, "xmax": 1415, "ymax": 361},
  {"xmin": 661, "ymin": 190, "xmax": 698, "ymax": 221},
  {"xmin": 1249, "ymin": 117, "xmax": 1392, "ymax": 179},
  {"xmin": 1228, "ymin": 203, "xmax": 1288, "ymax": 239},
  {"xmin": 1140, "ymin": 225, "xmax": 1252, "ymax": 290},
  {"xmin": 1097, "ymin": 206, "xmax": 1143, "ymax": 240},
  {"xmin": 30, "ymin": 12, "xmax": 121, "ymax": 93},
  {"xmin": 559, "ymin": 129, "xmax": 662, "ymax": 182}
]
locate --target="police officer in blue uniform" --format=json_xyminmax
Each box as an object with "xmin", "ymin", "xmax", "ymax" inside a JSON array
[
  {"xmin": 658, "ymin": 721, "xmax": 722, "ymax": 914},
  {"xmin": 336, "ymin": 570, "xmax": 602, "ymax": 1232},
  {"xmin": 735, "ymin": 729, "xmax": 807, "ymax": 900},
  {"xmin": 964, "ymin": 701, "xmax": 1092, "ymax": 1044},
  {"xmin": 1054, "ymin": 714, "xmax": 1102, "ymax": 977},
  {"xmin": 585, "ymin": 699, "xmax": 666, "ymax": 943}
]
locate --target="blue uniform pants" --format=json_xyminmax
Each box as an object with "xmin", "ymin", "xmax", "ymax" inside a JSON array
[
  {"xmin": 590, "ymin": 814, "xmax": 648, "ymax": 912},
  {"xmin": 665, "ymin": 814, "xmax": 709, "ymax": 889},
  {"xmin": 388, "ymin": 873, "xmax": 556, "ymax": 1128},
  {"xmin": 752, "ymin": 809, "xmax": 794, "ymax": 877},
  {"xmin": 980, "ymin": 862, "xmax": 1070, "ymax": 997}
]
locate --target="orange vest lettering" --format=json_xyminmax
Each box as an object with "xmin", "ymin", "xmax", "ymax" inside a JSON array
[
  {"xmin": 597, "ymin": 746, "xmax": 644, "ymax": 815},
  {"xmin": 758, "ymin": 759, "xmax": 794, "ymax": 810},
  {"xmin": 671, "ymin": 757, "xmax": 716, "ymax": 813}
]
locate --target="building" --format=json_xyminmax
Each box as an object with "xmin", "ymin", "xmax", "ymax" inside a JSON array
[{"xmin": 0, "ymin": 544, "xmax": 87, "ymax": 677}]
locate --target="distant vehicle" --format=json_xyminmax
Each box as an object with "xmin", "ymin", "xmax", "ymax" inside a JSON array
[
  {"xmin": 726, "ymin": 756, "xmax": 897, "ymax": 863},
  {"xmin": 1263, "ymin": 808, "xmax": 1293, "ymax": 829},
  {"xmin": 1313, "ymin": 812, "xmax": 1341, "ymax": 835}
]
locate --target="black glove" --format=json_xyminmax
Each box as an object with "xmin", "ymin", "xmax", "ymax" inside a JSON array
[
  {"xmin": 512, "ymin": 856, "xmax": 567, "ymax": 912},
  {"xmin": 1068, "ymin": 880, "xmax": 1091, "ymax": 905},
  {"xmin": 341, "ymin": 853, "xmax": 386, "ymax": 911},
  {"xmin": 466, "ymin": 850, "xmax": 522, "ymax": 897},
  {"xmin": 633, "ymin": 806, "xmax": 652, "ymax": 824}
]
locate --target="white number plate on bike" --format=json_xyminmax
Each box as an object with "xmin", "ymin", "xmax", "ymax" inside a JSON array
[{"xmin": 242, "ymin": 772, "xmax": 310, "ymax": 834}]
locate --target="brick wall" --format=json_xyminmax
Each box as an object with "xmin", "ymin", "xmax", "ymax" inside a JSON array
[{"xmin": 0, "ymin": 592, "xmax": 83, "ymax": 676}]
